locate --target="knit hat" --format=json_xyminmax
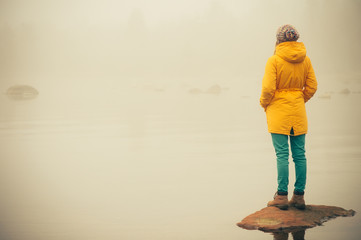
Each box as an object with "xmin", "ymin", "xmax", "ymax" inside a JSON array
[{"xmin": 276, "ymin": 24, "xmax": 300, "ymax": 44}]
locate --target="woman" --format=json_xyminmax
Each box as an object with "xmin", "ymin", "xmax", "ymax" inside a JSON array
[{"xmin": 260, "ymin": 25, "xmax": 317, "ymax": 210}]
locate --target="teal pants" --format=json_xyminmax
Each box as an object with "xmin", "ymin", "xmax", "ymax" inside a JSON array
[{"xmin": 271, "ymin": 133, "xmax": 307, "ymax": 194}]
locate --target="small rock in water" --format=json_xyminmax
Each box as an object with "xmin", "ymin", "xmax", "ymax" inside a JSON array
[
  {"xmin": 206, "ymin": 84, "xmax": 221, "ymax": 94},
  {"xmin": 189, "ymin": 88, "xmax": 202, "ymax": 94},
  {"xmin": 237, "ymin": 205, "xmax": 355, "ymax": 232},
  {"xmin": 339, "ymin": 88, "xmax": 350, "ymax": 95},
  {"xmin": 318, "ymin": 93, "xmax": 331, "ymax": 99},
  {"xmin": 6, "ymin": 85, "xmax": 39, "ymax": 100}
]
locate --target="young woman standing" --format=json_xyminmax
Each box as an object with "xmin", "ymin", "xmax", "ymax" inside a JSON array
[{"xmin": 260, "ymin": 25, "xmax": 317, "ymax": 210}]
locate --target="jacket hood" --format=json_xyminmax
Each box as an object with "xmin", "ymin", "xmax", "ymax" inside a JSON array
[{"xmin": 275, "ymin": 42, "xmax": 306, "ymax": 63}]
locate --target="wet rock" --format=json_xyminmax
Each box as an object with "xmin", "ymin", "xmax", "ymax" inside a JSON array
[
  {"xmin": 206, "ymin": 84, "xmax": 221, "ymax": 94},
  {"xmin": 6, "ymin": 85, "xmax": 39, "ymax": 100},
  {"xmin": 237, "ymin": 205, "xmax": 355, "ymax": 232}
]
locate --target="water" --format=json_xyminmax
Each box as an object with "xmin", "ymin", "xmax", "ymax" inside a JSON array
[{"xmin": 0, "ymin": 84, "xmax": 360, "ymax": 240}]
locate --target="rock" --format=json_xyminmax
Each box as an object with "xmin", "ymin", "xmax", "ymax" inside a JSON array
[
  {"xmin": 206, "ymin": 84, "xmax": 221, "ymax": 94},
  {"xmin": 188, "ymin": 88, "xmax": 202, "ymax": 94},
  {"xmin": 318, "ymin": 93, "xmax": 331, "ymax": 99},
  {"xmin": 237, "ymin": 205, "xmax": 355, "ymax": 232},
  {"xmin": 339, "ymin": 88, "xmax": 350, "ymax": 94},
  {"xmin": 6, "ymin": 85, "xmax": 39, "ymax": 100}
]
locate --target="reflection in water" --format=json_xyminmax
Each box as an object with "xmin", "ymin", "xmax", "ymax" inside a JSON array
[
  {"xmin": 6, "ymin": 94, "xmax": 38, "ymax": 101},
  {"xmin": 272, "ymin": 230, "xmax": 305, "ymax": 240}
]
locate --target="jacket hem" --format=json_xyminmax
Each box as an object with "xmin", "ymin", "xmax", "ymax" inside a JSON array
[{"xmin": 268, "ymin": 130, "xmax": 307, "ymax": 136}]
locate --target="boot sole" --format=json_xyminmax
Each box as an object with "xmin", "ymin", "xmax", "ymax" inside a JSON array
[
  {"xmin": 294, "ymin": 204, "xmax": 306, "ymax": 210},
  {"xmin": 290, "ymin": 203, "xmax": 306, "ymax": 210}
]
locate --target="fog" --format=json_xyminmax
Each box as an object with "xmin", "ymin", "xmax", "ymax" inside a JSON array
[
  {"xmin": 1, "ymin": 0, "xmax": 360, "ymax": 94},
  {"xmin": 1, "ymin": 1, "xmax": 361, "ymax": 240}
]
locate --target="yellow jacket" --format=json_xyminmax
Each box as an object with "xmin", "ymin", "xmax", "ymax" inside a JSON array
[{"xmin": 260, "ymin": 42, "xmax": 317, "ymax": 136}]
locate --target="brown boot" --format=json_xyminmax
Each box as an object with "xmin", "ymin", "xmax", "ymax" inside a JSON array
[
  {"xmin": 289, "ymin": 194, "xmax": 306, "ymax": 210},
  {"xmin": 267, "ymin": 192, "xmax": 288, "ymax": 210}
]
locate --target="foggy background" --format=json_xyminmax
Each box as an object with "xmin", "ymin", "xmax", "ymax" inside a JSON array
[
  {"xmin": 1, "ymin": 0, "xmax": 360, "ymax": 94},
  {"xmin": 1, "ymin": 1, "xmax": 361, "ymax": 240}
]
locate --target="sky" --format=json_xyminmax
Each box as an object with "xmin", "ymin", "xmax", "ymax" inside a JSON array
[
  {"xmin": 0, "ymin": 0, "xmax": 360, "ymax": 91},
  {"xmin": 0, "ymin": 0, "xmax": 310, "ymax": 28},
  {"xmin": 1, "ymin": 0, "xmax": 225, "ymax": 27}
]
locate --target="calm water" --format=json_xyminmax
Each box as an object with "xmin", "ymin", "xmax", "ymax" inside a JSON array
[{"xmin": 0, "ymin": 83, "xmax": 360, "ymax": 240}]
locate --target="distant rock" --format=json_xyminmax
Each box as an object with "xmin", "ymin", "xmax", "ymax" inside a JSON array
[
  {"xmin": 237, "ymin": 205, "xmax": 355, "ymax": 232},
  {"xmin": 206, "ymin": 84, "xmax": 221, "ymax": 94},
  {"xmin": 339, "ymin": 88, "xmax": 351, "ymax": 95},
  {"xmin": 6, "ymin": 85, "xmax": 39, "ymax": 100},
  {"xmin": 188, "ymin": 88, "xmax": 202, "ymax": 94},
  {"xmin": 318, "ymin": 93, "xmax": 331, "ymax": 99}
]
